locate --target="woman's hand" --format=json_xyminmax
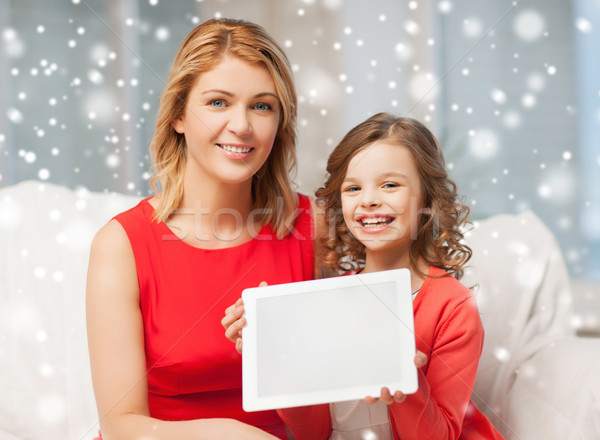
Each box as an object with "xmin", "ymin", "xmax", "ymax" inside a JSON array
[{"xmin": 364, "ymin": 351, "xmax": 428, "ymax": 405}]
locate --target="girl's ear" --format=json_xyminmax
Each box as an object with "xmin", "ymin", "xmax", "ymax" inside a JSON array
[{"xmin": 172, "ymin": 118, "xmax": 185, "ymax": 134}]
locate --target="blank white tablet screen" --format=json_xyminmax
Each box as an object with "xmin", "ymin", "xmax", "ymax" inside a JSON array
[{"xmin": 242, "ymin": 269, "xmax": 417, "ymax": 411}]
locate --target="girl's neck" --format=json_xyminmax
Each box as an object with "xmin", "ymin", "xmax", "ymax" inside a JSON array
[
  {"xmin": 362, "ymin": 248, "xmax": 429, "ymax": 294},
  {"xmin": 362, "ymin": 246, "xmax": 411, "ymax": 274}
]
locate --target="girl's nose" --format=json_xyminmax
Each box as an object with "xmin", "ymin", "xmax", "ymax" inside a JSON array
[{"xmin": 359, "ymin": 189, "xmax": 381, "ymax": 208}]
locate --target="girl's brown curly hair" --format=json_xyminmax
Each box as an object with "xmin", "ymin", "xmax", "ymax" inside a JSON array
[{"xmin": 315, "ymin": 112, "xmax": 471, "ymax": 280}]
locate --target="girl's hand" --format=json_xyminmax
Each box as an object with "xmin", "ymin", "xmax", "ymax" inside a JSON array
[
  {"xmin": 221, "ymin": 298, "xmax": 245, "ymax": 354},
  {"xmin": 364, "ymin": 351, "xmax": 428, "ymax": 405},
  {"xmin": 221, "ymin": 281, "xmax": 267, "ymax": 354}
]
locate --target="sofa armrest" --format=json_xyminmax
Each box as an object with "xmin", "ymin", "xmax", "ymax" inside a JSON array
[{"xmin": 503, "ymin": 337, "xmax": 600, "ymax": 439}]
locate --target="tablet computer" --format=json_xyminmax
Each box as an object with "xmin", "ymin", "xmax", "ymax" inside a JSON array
[{"xmin": 241, "ymin": 268, "xmax": 418, "ymax": 412}]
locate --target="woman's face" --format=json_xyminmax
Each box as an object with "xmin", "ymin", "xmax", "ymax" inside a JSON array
[{"xmin": 173, "ymin": 55, "xmax": 281, "ymax": 186}]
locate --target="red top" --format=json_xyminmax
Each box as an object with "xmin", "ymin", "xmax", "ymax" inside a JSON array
[
  {"xmin": 279, "ymin": 266, "xmax": 504, "ymax": 440},
  {"xmin": 114, "ymin": 194, "xmax": 314, "ymax": 439}
]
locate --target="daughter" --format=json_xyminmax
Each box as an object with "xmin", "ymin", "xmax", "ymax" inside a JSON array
[{"xmin": 224, "ymin": 113, "xmax": 504, "ymax": 439}]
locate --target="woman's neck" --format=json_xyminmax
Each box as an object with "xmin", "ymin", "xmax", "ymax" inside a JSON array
[
  {"xmin": 161, "ymin": 170, "xmax": 257, "ymax": 249},
  {"xmin": 180, "ymin": 170, "xmax": 253, "ymax": 214}
]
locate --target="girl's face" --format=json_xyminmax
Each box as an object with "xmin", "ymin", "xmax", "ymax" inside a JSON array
[
  {"xmin": 173, "ymin": 55, "xmax": 281, "ymax": 186},
  {"xmin": 340, "ymin": 141, "xmax": 424, "ymax": 256}
]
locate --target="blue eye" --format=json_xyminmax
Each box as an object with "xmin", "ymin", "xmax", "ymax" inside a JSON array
[
  {"xmin": 254, "ymin": 103, "xmax": 271, "ymax": 111},
  {"xmin": 383, "ymin": 182, "xmax": 399, "ymax": 188},
  {"xmin": 210, "ymin": 99, "xmax": 225, "ymax": 108},
  {"xmin": 343, "ymin": 186, "xmax": 360, "ymax": 192}
]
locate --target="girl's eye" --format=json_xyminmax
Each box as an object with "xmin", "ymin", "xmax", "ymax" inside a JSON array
[
  {"xmin": 209, "ymin": 99, "xmax": 226, "ymax": 108},
  {"xmin": 343, "ymin": 185, "xmax": 360, "ymax": 192},
  {"xmin": 254, "ymin": 103, "xmax": 272, "ymax": 111},
  {"xmin": 383, "ymin": 182, "xmax": 399, "ymax": 189}
]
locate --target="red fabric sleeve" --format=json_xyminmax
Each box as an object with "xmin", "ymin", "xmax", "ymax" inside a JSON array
[
  {"xmin": 277, "ymin": 404, "xmax": 331, "ymax": 440},
  {"xmin": 389, "ymin": 295, "xmax": 485, "ymax": 439}
]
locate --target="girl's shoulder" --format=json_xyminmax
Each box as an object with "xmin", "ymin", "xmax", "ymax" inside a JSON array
[{"xmin": 419, "ymin": 265, "xmax": 475, "ymax": 307}]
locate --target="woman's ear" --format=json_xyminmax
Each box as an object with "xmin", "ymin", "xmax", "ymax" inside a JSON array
[{"xmin": 172, "ymin": 118, "xmax": 184, "ymax": 134}]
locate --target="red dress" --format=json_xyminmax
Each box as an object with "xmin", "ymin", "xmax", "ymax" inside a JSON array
[
  {"xmin": 279, "ymin": 266, "xmax": 504, "ymax": 440},
  {"xmin": 113, "ymin": 194, "xmax": 314, "ymax": 438}
]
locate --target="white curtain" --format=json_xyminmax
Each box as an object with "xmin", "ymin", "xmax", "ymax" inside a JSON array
[{"xmin": 0, "ymin": 0, "xmax": 598, "ymax": 281}]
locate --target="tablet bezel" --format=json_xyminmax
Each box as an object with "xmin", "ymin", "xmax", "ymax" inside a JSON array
[{"xmin": 241, "ymin": 268, "xmax": 418, "ymax": 412}]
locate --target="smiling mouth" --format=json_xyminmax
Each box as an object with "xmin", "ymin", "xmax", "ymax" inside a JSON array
[
  {"xmin": 357, "ymin": 216, "xmax": 395, "ymax": 228},
  {"xmin": 218, "ymin": 144, "xmax": 253, "ymax": 153}
]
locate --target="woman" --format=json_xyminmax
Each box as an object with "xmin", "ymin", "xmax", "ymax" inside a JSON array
[{"xmin": 86, "ymin": 18, "xmax": 320, "ymax": 439}]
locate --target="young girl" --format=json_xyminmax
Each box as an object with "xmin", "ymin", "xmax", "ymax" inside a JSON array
[
  {"xmin": 87, "ymin": 18, "xmax": 320, "ymax": 440},
  {"xmin": 225, "ymin": 112, "xmax": 504, "ymax": 439}
]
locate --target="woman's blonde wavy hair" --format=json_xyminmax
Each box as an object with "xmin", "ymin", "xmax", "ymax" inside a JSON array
[
  {"xmin": 316, "ymin": 112, "xmax": 471, "ymax": 279},
  {"xmin": 149, "ymin": 18, "xmax": 298, "ymax": 238}
]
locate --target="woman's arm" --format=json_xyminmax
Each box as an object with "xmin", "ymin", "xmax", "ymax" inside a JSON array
[
  {"xmin": 309, "ymin": 196, "xmax": 330, "ymax": 279},
  {"xmin": 86, "ymin": 220, "xmax": 277, "ymax": 440}
]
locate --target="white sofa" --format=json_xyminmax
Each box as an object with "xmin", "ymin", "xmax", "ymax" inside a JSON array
[{"xmin": 0, "ymin": 180, "xmax": 599, "ymax": 440}]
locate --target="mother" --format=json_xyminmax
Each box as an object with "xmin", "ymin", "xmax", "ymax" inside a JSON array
[{"xmin": 86, "ymin": 18, "xmax": 321, "ymax": 439}]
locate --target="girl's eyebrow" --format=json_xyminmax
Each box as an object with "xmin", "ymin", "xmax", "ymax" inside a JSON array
[
  {"xmin": 379, "ymin": 171, "xmax": 408, "ymax": 179},
  {"xmin": 344, "ymin": 171, "xmax": 408, "ymax": 181}
]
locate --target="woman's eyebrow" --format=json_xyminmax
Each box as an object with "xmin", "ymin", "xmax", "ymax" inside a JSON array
[
  {"xmin": 201, "ymin": 89, "xmax": 233, "ymax": 96},
  {"xmin": 254, "ymin": 92, "xmax": 279, "ymax": 100},
  {"xmin": 200, "ymin": 90, "xmax": 278, "ymax": 100}
]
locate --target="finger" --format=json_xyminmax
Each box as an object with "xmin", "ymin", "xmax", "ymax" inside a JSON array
[
  {"xmin": 393, "ymin": 390, "xmax": 407, "ymax": 403},
  {"xmin": 259, "ymin": 281, "xmax": 268, "ymax": 287},
  {"xmin": 225, "ymin": 317, "xmax": 246, "ymax": 342},
  {"xmin": 414, "ymin": 351, "xmax": 428, "ymax": 369},
  {"xmin": 364, "ymin": 396, "xmax": 378, "ymax": 404},
  {"xmin": 221, "ymin": 311, "xmax": 238, "ymax": 329},
  {"xmin": 379, "ymin": 387, "xmax": 393, "ymax": 405},
  {"xmin": 224, "ymin": 298, "xmax": 244, "ymax": 316},
  {"xmin": 235, "ymin": 337, "xmax": 243, "ymax": 354},
  {"xmin": 224, "ymin": 316, "xmax": 245, "ymax": 340},
  {"xmin": 221, "ymin": 306, "xmax": 245, "ymax": 329}
]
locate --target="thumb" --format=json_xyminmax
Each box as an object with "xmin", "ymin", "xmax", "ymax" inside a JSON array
[{"xmin": 259, "ymin": 281, "xmax": 268, "ymax": 287}]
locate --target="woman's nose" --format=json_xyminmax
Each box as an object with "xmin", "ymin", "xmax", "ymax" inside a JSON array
[{"xmin": 228, "ymin": 106, "xmax": 252, "ymax": 136}]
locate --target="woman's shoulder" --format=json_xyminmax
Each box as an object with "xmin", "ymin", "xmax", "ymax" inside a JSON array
[
  {"xmin": 296, "ymin": 192, "xmax": 328, "ymax": 241},
  {"xmin": 91, "ymin": 198, "xmax": 152, "ymax": 258},
  {"xmin": 90, "ymin": 218, "xmax": 133, "ymax": 260},
  {"xmin": 113, "ymin": 197, "xmax": 153, "ymax": 224}
]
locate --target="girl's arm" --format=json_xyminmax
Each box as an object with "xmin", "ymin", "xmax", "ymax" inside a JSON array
[
  {"xmin": 387, "ymin": 296, "xmax": 484, "ymax": 439},
  {"xmin": 86, "ymin": 220, "xmax": 278, "ymax": 440}
]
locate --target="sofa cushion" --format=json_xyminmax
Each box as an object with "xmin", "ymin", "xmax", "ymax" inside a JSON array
[
  {"xmin": 461, "ymin": 211, "xmax": 575, "ymax": 435},
  {"xmin": 0, "ymin": 181, "xmax": 139, "ymax": 440}
]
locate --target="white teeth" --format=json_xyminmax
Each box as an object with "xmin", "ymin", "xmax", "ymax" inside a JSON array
[
  {"xmin": 361, "ymin": 217, "xmax": 390, "ymax": 224},
  {"xmin": 220, "ymin": 144, "xmax": 251, "ymax": 153}
]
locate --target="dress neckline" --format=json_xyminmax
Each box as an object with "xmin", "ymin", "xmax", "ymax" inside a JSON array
[{"xmin": 141, "ymin": 197, "xmax": 271, "ymax": 252}]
